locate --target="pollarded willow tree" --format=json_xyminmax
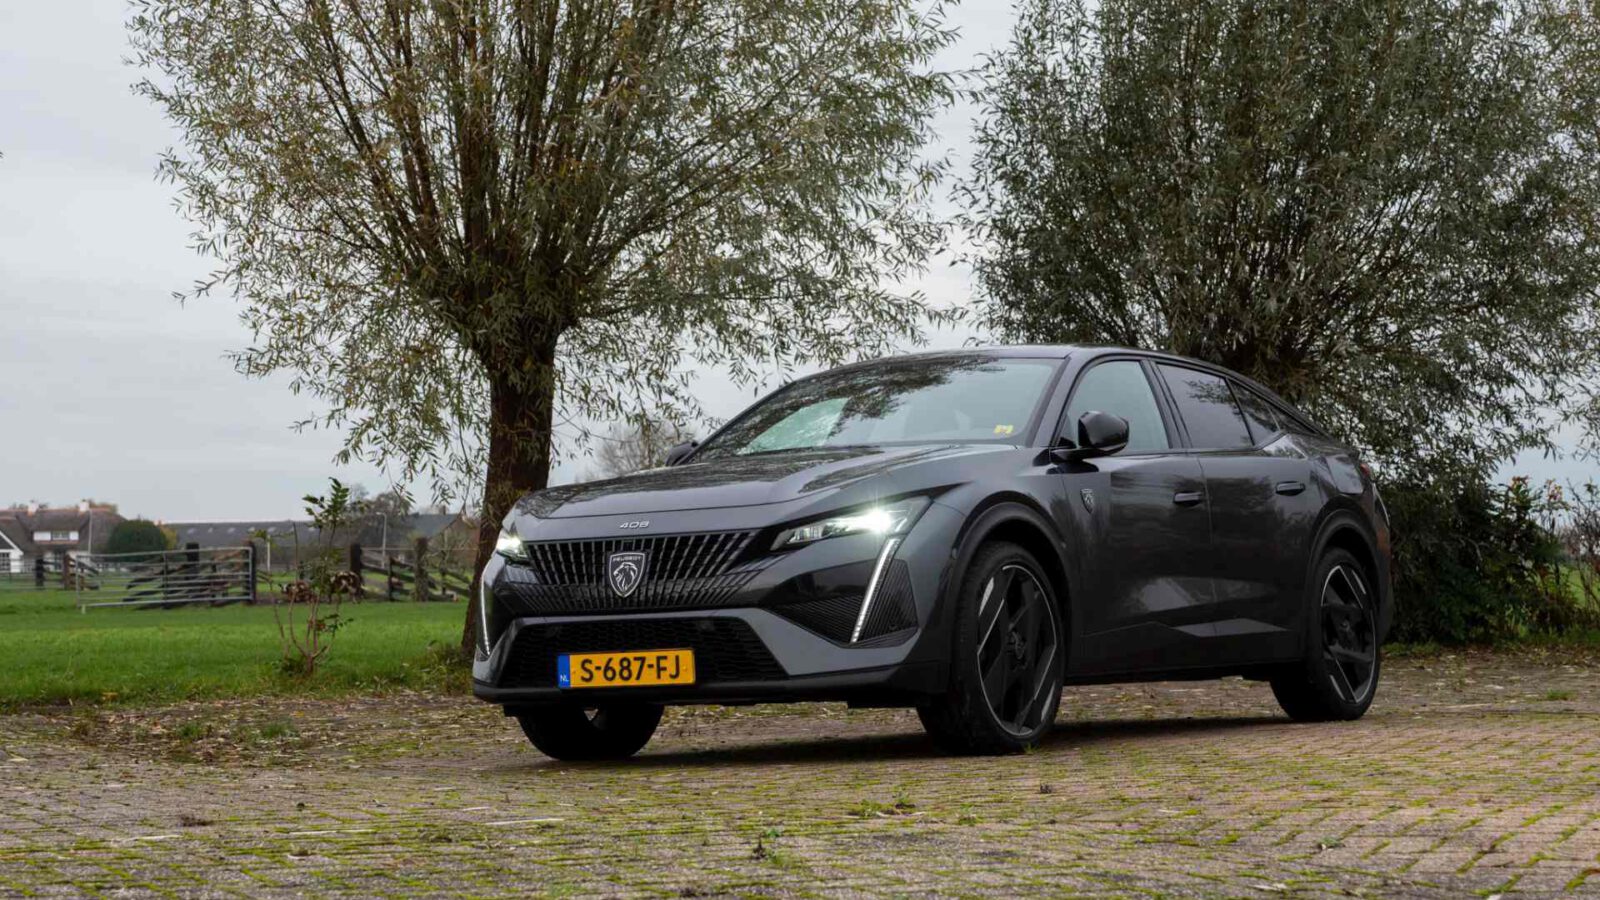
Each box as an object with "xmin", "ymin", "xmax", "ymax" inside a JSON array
[
  {"xmin": 130, "ymin": 0, "xmax": 956, "ymax": 651},
  {"xmin": 967, "ymin": 0, "xmax": 1600, "ymax": 486}
]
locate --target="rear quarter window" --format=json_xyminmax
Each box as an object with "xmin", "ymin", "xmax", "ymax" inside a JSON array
[
  {"xmin": 1232, "ymin": 383, "xmax": 1282, "ymax": 445},
  {"xmin": 1157, "ymin": 364, "xmax": 1253, "ymax": 449}
]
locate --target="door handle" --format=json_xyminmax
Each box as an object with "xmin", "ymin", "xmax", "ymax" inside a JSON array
[
  {"xmin": 1173, "ymin": 491, "xmax": 1205, "ymax": 507},
  {"xmin": 1274, "ymin": 480, "xmax": 1306, "ymax": 496}
]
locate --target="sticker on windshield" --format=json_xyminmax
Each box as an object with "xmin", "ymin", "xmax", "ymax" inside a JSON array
[{"xmin": 993, "ymin": 424, "xmax": 1015, "ymax": 436}]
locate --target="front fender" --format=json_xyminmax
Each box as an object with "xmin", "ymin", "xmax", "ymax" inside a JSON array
[{"xmin": 928, "ymin": 497, "xmax": 1076, "ymax": 646}]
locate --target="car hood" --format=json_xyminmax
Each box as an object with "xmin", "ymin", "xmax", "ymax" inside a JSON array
[{"xmin": 517, "ymin": 444, "xmax": 1004, "ymax": 519}]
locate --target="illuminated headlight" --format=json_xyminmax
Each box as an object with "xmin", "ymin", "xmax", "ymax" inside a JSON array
[
  {"xmin": 772, "ymin": 497, "xmax": 930, "ymax": 550},
  {"xmin": 476, "ymin": 579, "xmax": 494, "ymax": 659},
  {"xmin": 494, "ymin": 527, "xmax": 528, "ymax": 562}
]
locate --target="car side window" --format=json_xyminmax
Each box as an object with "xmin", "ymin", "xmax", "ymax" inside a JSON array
[
  {"xmin": 1157, "ymin": 364, "xmax": 1253, "ymax": 449},
  {"xmin": 1232, "ymin": 383, "xmax": 1281, "ymax": 445},
  {"xmin": 1063, "ymin": 361, "xmax": 1169, "ymax": 453}
]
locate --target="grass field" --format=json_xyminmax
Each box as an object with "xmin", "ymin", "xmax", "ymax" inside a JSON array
[{"xmin": 0, "ymin": 585, "xmax": 468, "ymax": 709}]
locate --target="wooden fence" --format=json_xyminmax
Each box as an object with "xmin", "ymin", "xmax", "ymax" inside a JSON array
[
  {"xmin": 350, "ymin": 538, "xmax": 470, "ymax": 603},
  {"xmin": 3, "ymin": 540, "xmax": 469, "ymax": 607}
]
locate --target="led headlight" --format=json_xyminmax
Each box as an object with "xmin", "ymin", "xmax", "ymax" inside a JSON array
[
  {"xmin": 772, "ymin": 496, "xmax": 930, "ymax": 550},
  {"xmin": 494, "ymin": 526, "xmax": 529, "ymax": 562}
]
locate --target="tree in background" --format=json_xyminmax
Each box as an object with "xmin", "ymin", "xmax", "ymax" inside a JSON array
[
  {"xmin": 589, "ymin": 417, "xmax": 690, "ymax": 480},
  {"xmin": 969, "ymin": 0, "xmax": 1600, "ymax": 484},
  {"xmin": 357, "ymin": 488, "xmax": 414, "ymax": 553},
  {"xmin": 131, "ymin": 0, "xmax": 956, "ymax": 654},
  {"xmin": 968, "ymin": 0, "xmax": 1600, "ymax": 639},
  {"xmin": 105, "ymin": 519, "xmax": 173, "ymax": 559}
]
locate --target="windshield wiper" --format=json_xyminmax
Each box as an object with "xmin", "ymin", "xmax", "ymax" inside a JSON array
[{"xmin": 728, "ymin": 444, "xmax": 879, "ymax": 459}]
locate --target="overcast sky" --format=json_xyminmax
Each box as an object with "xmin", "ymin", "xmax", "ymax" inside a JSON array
[{"xmin": 0, "ymin": 2, "xmax": 1589, "ymax": 523}]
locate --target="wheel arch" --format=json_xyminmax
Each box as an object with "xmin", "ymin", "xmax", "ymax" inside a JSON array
[
  {"xmin": 935, "ymin": 495, "xmax": 1075, "ymax": 643},
  {"xmin": 1307, "ymin": 507, "xmax": 1391, "ymax": 641}
]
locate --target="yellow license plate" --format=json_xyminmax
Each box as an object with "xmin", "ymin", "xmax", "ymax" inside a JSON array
[{"xmin": 557, "ymin": 649, "xmax": 696, "ymax": 689}]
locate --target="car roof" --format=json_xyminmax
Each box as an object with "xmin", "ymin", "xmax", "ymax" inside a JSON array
[
  {"xmin": 843, "ymin": 343, "xmax": 1211, "ymax": 366},
  {"xmin": 838, "ymin": 345, "xmax": 1327, "ymax": 437}
]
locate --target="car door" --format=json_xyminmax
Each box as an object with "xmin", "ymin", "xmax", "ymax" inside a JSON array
[
  {"xmin": 1153, "ymin": 364, "xmax": 1318, "ymax": 662},
  {"xmin": 1053, "ymin": 358, "xmax": 1217, "ymax": 675}
]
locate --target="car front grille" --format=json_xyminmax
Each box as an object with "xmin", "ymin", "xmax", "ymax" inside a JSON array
[
  {"xmin": 498, "ymin": 530, "xmax": 778, "ymax": 615},
  {"xmin": 499, "ymin": 617, "xmax": 788, "ymax": 688}
]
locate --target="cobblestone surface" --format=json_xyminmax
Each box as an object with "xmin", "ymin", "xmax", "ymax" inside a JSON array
[{"xmin": 1, "ymin": 648, "xmax": 1597, "ymax": 898}]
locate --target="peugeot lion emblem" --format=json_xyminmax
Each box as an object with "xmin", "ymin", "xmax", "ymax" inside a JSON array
[
  {"xmin": 607, "ymin": 551, "xmax": 648, "ymax": 598},
  {"xmin": 1080, "ymin": 488, "xmax": 1097, "ymax": 514}
]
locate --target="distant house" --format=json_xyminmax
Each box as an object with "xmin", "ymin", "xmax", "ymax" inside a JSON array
[
  {"xmin": 356, "ymin": 512, "xmax": 476, "ymax": 555},
  {"xmin": 0, "ymin": 519, "xmax": 26, "ymax": 574},
  {"xmin": 0, "ymin": 503, "xmax": 126, "ymax": 571},
  {"xmin": 168, "ymin": 520, "xmax": 316, "ymax": 550},
  {"xmin": 165, "ymin": 520, "xmax": 323, "ymax": 572}
]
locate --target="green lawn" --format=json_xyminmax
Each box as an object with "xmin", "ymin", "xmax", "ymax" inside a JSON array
[{"xmin": 0, "ymin": 586, "xmax": 468, "ymax": 708}]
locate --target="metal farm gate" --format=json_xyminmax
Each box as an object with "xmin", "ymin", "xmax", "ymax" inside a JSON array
[{"xmin": 71, "ymin": 545, "xmax": 256, "ymax": 610}]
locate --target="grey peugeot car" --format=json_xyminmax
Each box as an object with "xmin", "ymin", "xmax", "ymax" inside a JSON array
[{"xmin": 473, "ymin": 347, "xmax": 1391, "ymax": 758}]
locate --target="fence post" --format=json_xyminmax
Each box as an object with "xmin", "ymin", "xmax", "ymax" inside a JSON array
[
  {"xmin": 388, "ymin": 555, "xmax": 399, "ymax": 602},
  {"xmin": 247, "ymin": 541, "xmax": 259, "ymax": 604},
  {"xmin": 413, "ymin": 537, "xmax": 430, "ymax": 602},
  {"xmin": 349, "ymin": 543, "xmax": 363, "ymax": 599},
  {"xmin": 187, "ymin": 542, "xmax": 201, "ymax": 599}
]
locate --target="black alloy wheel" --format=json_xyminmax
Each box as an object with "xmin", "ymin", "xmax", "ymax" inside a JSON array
[
  {"xmin": 919, "ymin": 542, "xmax": 1064, "ymax": 754},
  {"xmin": 1272, "ymin": 547, "xmax": 1381, "ymax": 722},
  {"xmin": 976, "ymin": 562, "xmax": 1062, "ymax": 736},
  {"xmin": 1319, "ymin": 562, "xmax": 1378, "ymax": 705}
]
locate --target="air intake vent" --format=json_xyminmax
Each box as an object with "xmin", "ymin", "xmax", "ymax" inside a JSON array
[
  {"xmin": 769, "ymin": 594, "xmax": 862, "ymax": 644},
  {"xmin": 856, "ymin": 559, "xmax": 917, "ymax": 644}
]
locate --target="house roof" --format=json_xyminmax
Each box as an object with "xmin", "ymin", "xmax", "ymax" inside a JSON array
[
  {"xmin": 351, "ymin": 512, "xmax": 468, "ymax": 549},
  {"xmin": 26, "ymin": 510, "xmax": 84, "ymax": 532},
  {"xmin": 0, "ymin": 506, "xmax": 123, "ymax": 553},
  {"xmin": 409, "ymin": 513, "xmax": 465, "ymax": 540},
  {"xmin": 0, "ymin": 519, "xmax": 28, "ymax": 554},
  {"xmin": 167, "ymin": 521, "xmax": 321, "ymax": 550}
]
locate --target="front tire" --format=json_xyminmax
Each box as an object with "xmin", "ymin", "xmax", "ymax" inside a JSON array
[
  {"xmin": 1271, "ymin": 548, "xmax": 1380, "ymax": 722},
  {"xmin": 919, "ymin": 542, "xmax": 1064, "ymax": 755},
  {"xmin": 514, "ymin": 703, "xmax": 663, "ymax": 761}
]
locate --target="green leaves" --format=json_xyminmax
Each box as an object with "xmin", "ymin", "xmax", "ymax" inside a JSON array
[
  {"xmin": 969, "ymin": 0, "xmax": 1600, "ymax": 488},
  {"xmin": 130, "ymin": 0, "xmax": 958, "ymax": 508}
]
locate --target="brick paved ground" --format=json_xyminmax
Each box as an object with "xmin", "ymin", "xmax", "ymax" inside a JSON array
[{"xmin": 1, "ymin": 648, "xmax": 1597, "ymax": 898}]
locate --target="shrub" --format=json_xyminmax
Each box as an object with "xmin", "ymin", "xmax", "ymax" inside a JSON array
[
  {"xmin": 274, "ymin": 480, "xmax": 357, "ymax": 676},
  {"xmin": 105, "ymin": 519, "xmax": 171, "ymax": 559},
  {"xmin": 1388, "ymin": 477, "xmax": 1600, "ymax": 643}
]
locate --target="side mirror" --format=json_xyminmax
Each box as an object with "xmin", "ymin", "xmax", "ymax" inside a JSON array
[
  {"xmin": 1049, "ymin": 411, "xmax": 1129, "ymax": 463},
  {"xmin": 1075, "ymin": 411, "xmax": 1129, "ymax": 458},
  {"xmin": 663, "ymin": 440, "xmax": 699, "ymax": 467}
]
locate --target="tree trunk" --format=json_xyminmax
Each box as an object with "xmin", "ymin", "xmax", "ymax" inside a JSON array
[{"xmin": 460, "ymin": 340, "xmax": 559, "ymax": 658}]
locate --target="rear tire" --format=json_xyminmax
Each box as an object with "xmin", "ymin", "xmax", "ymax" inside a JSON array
[
  {"xmin": 919, "ymin": 542, "xmax": 1064, "ymax": 755},
  {"xmin": 1271, "ymin": 548, "xmax": 1380, "ymax": 722},
  {"xmin": 514, "ymin": 703, "xmax": 663, "ymax": 761}
]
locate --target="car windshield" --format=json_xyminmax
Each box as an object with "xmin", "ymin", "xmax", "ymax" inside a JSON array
[{"xmin": 696, "ymin": 356, "xmax": 1061, "ymax": 459}]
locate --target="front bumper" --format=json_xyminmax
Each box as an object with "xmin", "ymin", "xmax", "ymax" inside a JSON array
[
  {"xmin": 474, "ymin": 606, "xmax": 948, "ymax": 707},
  {"xmin": 472, "ymin": 502, "xmax": 964, "ymax": 706}
]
